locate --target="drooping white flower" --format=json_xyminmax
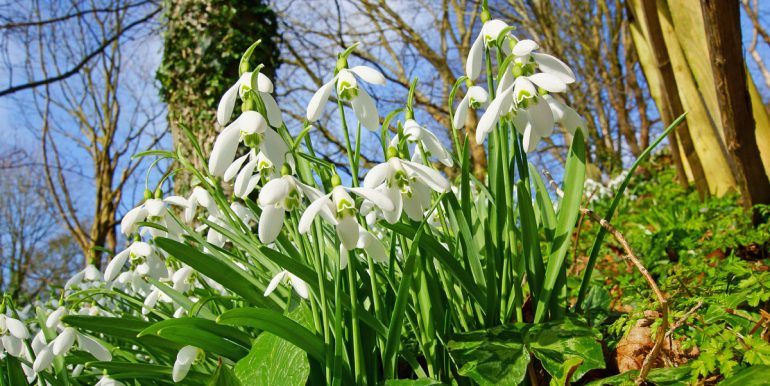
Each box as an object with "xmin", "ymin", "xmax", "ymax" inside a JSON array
[
  {"xmin": 543, "ymin": 94, "xmax": 586, "ymax": 135},
  {"xmin": 77, "ymin": 333, "xmax": 112, "ymax": 361},
  {"xmin": 257, "ymin": 175, "xmax": 323, "ymax": 244},
  {"xmin": 392, "ymin": 119, "xmax": 453, "ymax": 167},
  {"xmin": 466, "ymin": 19, "xmax": 512, "ymax": 80},
  {"xmin": 45, "ymin": 307, "xmax": 67, "ymax": 329},
  {"xmin": 0, "ymin": 315, "xmax": 29, "ymax": 340},
  {"xmin": 208, "ymin": 111, "xmax": 289, "ymax": 178},
  {"xmin": 298, "ymin": 184, "xmax": 393, "ymax": 250},
  {"xmin": 32, "ymin": 345, "xmax": 54, "ymax": 372},
  {"xmin": 264, "ymin": 270, "xmax": 309, "ymax": 299},
  {"xmin": 65, "ymin": 264, "xmax": 104, "ymax": 289},
  {"xmin": 453, "ymin": 86, "xmax": 489, "ymax": 130},
  {"xmin": 363, "ymin": 154, "xmax": 450, "ymax": 223},
  {"xmin": 183, "ymin": 187, "xmax": 217, "ymax": 223},
  {"xmin": 217, "ymin": 71, "xmax": 282, "ymax": 128},
  {"xmin": 224, "ymin": 150, "xmax": 276, "ymax": 199},
  {"xmin": 338, "ymin": 225, "xmax": 389, "ymax": 269},
  {"xmin": 51, "ymin": 327, "xmax": 76, "ymax": 356},
  {"xmin": 120, "ymin": 196, "xmax": 188, "ymax": 238},
  {"xmin": 509, "ymin": 39, "xmax": 575, "ymax": 85},
  {"xmin": 306, "ymin": 65, "xmax": 386, "ymax": 131},
  {"xmin": 173, "ymin": 345, "xmax": 200, "ymax": 383}
]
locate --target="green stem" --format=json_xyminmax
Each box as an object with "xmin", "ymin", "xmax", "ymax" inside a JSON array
[
  {"xmin": 337, "ymin": 99, "xmax": 359, "ymax": 186},
  {"xmin": 346, "ymin": 250, "xmax": 366, "ymax": 385}
]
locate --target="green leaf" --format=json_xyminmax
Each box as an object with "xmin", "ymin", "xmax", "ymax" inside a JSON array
[
  {"xmin": 526, "ymin": 317, "xmax": 604, "ymax": 382},
  {"xmin": 720, "ymin": 365, "xmax": 770, "ymax": 386},
  {"xmin": 517, "ymin": 180, "xmax": 545, "ymax": 301},
  {"xmin": 132, "ymin": 149, "xmax": 177, "ymax": 160},
  {"xmin": 529, "ymin": 163, "xmax": 557, "ymax": 243},
  {"xmin": 217, "ymin": 308, "xmax": 326, "ymax": 364},
  {"xmin": 447, "ymin": 318, "xmax": 604, "ymax": 386},
  {"xmin": 234, "ymin": 305, "xmax": 312, "ymax": 386},
  {"xmin": 208, "ymin": 363, "xmax": 242, "ymax": 386},
  {"xmin": 4, "ymin": 355, "xmax": 30, "ymax": 386},
  {"xmin": 154, "ymin": 237, "xmax": 270, "ymax": 308},
  {"xmin": 535, "ymin": 128, "xmax": 586, "ymax": 322},
  {"xmin": 586, "ymin": 364, "xmax": 694, "ymax": 386},
  {"xmin": 383, "ymin": 228, "xmax": 424, "ymax": 378},
  {"xmin": 61, "ymin": 315, "xmax": 179, "ymax": 350},
  {"xmin": 138, "ymin": 317, "xmax": 251, "ymax": 351},
  {"xmin": 447, "ymin": 325, "xmax": 530, "ymax": 386},
  {"xmin": 384, "ymin": 379, "xmax": 445, "ymax": 385},
  {"xmin": 85, "ymin": 361, "xmax": 208, "ymax": 382}
]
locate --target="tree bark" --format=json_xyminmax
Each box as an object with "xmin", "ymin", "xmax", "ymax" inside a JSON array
[
  {"xmin": 630, "ymin": 0, "xmax": 708, "ymax": 197},
  {"xmin": 701, "ymin": 0, "xmax": 770, "ymax": 224}
]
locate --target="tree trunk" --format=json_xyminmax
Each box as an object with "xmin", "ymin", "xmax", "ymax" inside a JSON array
[{"xmin": 701, "ymin": 0, "xmax": 770, "ymax": 224}]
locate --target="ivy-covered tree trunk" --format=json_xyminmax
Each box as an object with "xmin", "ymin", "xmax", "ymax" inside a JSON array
[{"xmin": 158, "ymin": 0, "xmax": 280, "ymax": 194}]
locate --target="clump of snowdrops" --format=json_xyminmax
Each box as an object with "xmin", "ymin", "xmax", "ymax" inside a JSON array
[{"xmin": 0, "ymin": 5, "xmax": 678, "ymax": 385}]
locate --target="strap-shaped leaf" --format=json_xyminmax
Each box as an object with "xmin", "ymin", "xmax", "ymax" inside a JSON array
[{"xmin": 217, "ymin": 308, "xmax": 326, "ymax": 364}]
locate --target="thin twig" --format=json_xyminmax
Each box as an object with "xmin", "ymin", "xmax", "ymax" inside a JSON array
[
  {"xmin": 542, "ymin": 168, "xmax": 564, "ymax": 198},
  {"xmin": 665, "ymin": 300, "xmax": 704, "ymax": 339},
  {"xmin": 580, "ymin": 208, "xmax": 668, "ymax": 384}
]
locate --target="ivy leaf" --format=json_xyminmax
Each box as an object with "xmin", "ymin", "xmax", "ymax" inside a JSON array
[
  {"xmin": 447, "ymin": 325, "xmax": 530, "ymax": 386},
  {"xmin": 233, "ymin": 303, "xmax": 313, "ymax": 386},
  {"xmin": 526, "ymin": 317, "xmax": 605, "ymax": 382}
]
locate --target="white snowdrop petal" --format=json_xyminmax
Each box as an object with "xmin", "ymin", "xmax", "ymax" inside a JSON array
[
  {"xmin": 163, "ymin": 196, "xmax": 189, "ymax": 208},
  {"xmin": 512, "ymin": 39, "xmax": 539, "ymax": 57},
  {"xmin": 33, "ymin": 346, "xmax": 54, "ymax": 372},
  {"xmin": 52, "ymin": 327, "xmax": 76, "ymax": 356},
  {"xmin": 288, "ymin": 274, "xmax": 309, "ymax": 299},
  {"xmin": 532, "ymin": 52, "xmax": 576, "ymax": 83},
  {"xmin": 307, "ymin": 79, "xmax": 336, "ymax": 121},
  {"xmin": 77, "ymin": 334, "xmax": 112, "ymax": 361},
  {"xmin": 216, "ymin": 81, "xmax": 240, "ymax": 126},
  {"xmin": 264, "ymin": 271, "xmax": 288, "ymax": 297},
  {"xmin": 363, "ymin": 162, "xmax": 393, "ymax": 189},
  {"xmin": 528, "ymin": 73, "xmax": 567, "ymax": 93},
  {"xmin": 453, "ymin": 95, "xmax": 470, "ymax": 130},
  {"xmin": 234, "ymin": 158, "xmax": 257, "ymax": 198},
  {"xmin": 349, "ymin": 65, "xmax": 386, "ymax": 85},
  {"xmin": 260, "ymin": 91, "xmax": 283, "ymax": 128},
  {"xmin": 224, "ymin": 153, "xmax": 250, "ymax": 183},
  {"xmin": 336, "ymin": 216, "xmax": 360, "ymax": 250},
  {"xmin": 258, "ymin": 205, "xmax": 285, "ymax": 244},
  {"xmin": 208, "ymin": 122, "xmax": 242, "ymax": 177},
  {"xmin": 104, "ymin": 249, "xmax": 130, "ymax": 282},
  {"xmin": 130, "ymin": 241, "xmax": 153, "ymax": 257},
  {"xmin": 402, "ymin": 160, "xmax": 450, "ymax": 193},
  {"xmin": 351, "ymin": 88, "xmax": 380, "ymax": 131},
  {"xmin": 348, "ymin": 187, "xmax": 394, "ymax": 212},
  {"xmin": 46, "ymin": 307, "xmax": 67, "ymax": 329},
  {"xmin": 298, "ymin": 193, "xmax": 334, "ymax": 233},
  {"xmin": 466, "ymin": 34, "xmax": 484, "ymax": 80},
  {"xmin": 120, "ymin": 206, "xmax": 148, "ymax": 236},
  {"xmin": 256, "ymin": 72, "xmax": 274, "ymax": 93},
  {"xmin": 260, "ymin": 129, "xmax": 289, "ymax": 169}
]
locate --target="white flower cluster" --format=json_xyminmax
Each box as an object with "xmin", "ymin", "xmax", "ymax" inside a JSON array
[
  {"xmin": 584, "ymin": 170, "xmax": 631, "ymax": 203},
  {"xmin": 2, "ymin": 17, "xmax": 585, "ymax": 383}
]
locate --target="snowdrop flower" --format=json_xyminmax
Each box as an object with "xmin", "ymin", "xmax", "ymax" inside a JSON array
[
  {"xmin": 466, "ymin": 19, "xmax": 512, "ymax": 80},
  {"xmin": 183, "ymin": 187, "xmax": 216, "ymax": 223},
  {"xmin": 173, "ymin": 345, "xmax": 200, "ymax": 383},
  {"xmin": 32, "ymin": 345, "xmax": 54, "ymax": 372},
  {"xmin": 392, "ymin": 119, "xmax": 453, "ymax": 167},
  {"xmin": 121, "ymin": 196, "xmax": 188, "ymax": 239},
  {"xmin": 299, "ymin": 179, "xmax": 394, "ymax": 250},
  {"xmin": 0, "ymin": 314, "xmax": 28, "ymax": 357},
  {"xmin": 543, "ymin": 95, "xmax": 586, "ymax": 135},
  {"xmin": 208, "ymin": 111, "xmax": 288, "ymax": 178},
  {"xmin": 51, "ymin": 327, "xmax": 76, "ymax": 356},
  {"xmin": 264, "ymin": 270, "xmax": 309, "ymax": 299},
  {"xmin": 509, "ymin": 39, "xmax": 575, "ymax": 86},
  {"xmin": 338, "ymin": 225, "xmax": 388, "ymax": 269},
  {"xmin": 231, "ymin": 202, "xmax": 257, "ymax": 226},
  {"xmin": 307, "ymin": 64, "xmax": 386, "ymax": 131},
  {"xmin": 453, "ymin": 85, "xmax": 489, "ymax": 130},
  {"xmin": 364, "ymin": 149, "xmax": 450, "ymax": 223},
  {"xmin": 143, "ymin": 288, "xmax": 161, "ymax": 315},
  {"xmin": 77, "ymin": 333, "xmax": 112, "ymax": 361},
  {"xmin": 46, "ymin": 307, "xmax": 67, "ymax": 329},
  {"xmin": 217, "ymin": 71, "xmax": 282, "ymax": 128},
  {"xmin": 257, "ymin": 174, "xmax": 322, "ymax": 244},
  {"xmin": 224, "ymin": 150, "xmax": 277, "ymax": 199},
  {"xmin": 171, "ymin": 266, "xmax": 194, "ymax": 293},
  {"xmin": 65, "ymin": 264, "xmax": 103, "ymax": 289}
]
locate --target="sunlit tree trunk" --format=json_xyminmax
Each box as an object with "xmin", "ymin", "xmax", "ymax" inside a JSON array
[{"xmin": 701, "ymin": 0, "xmax": 770, "ymax": 224}]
